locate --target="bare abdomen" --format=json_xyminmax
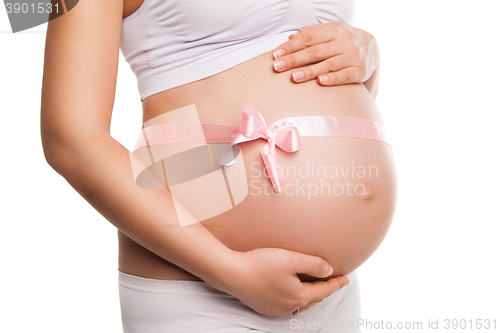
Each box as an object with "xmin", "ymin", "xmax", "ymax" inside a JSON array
[
  {"xmin": 202, "ymin": 133, "xmax": 397, "ymax": 277},
  {"xmin": 119, "ymin": 50, "xmax": 397, "ymax": 280}
]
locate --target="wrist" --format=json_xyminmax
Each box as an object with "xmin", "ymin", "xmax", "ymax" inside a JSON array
[{"xmin": 198, "ymin": 247, "xmax": 244, "ymax": 294}]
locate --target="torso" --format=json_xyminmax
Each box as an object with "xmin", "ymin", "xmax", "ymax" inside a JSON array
[{"xmin": 118, "ymin": 0, "xmax": 397, "ymax": 281}]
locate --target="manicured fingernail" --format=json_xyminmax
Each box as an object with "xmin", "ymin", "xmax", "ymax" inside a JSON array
[
  {"xmin": 326, "ymin": 266, "xmax": 334, "ymax": 276},
  {"xmin": 273, "ymin": 48, "xmax": 285, "ymax": 59},
  {"xmin": 318, "ymin": 75, "xmax": 329, "ymax": 83},
  {"xmin": 292, "ymin": 71, "xmax": 305, "ymax": 82},
  {"xmin": 273, "ymin": 59, "xmax": 286, "ymax": 71}
]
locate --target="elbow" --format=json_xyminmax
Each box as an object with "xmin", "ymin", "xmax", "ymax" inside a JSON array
[
  {"xmin": 41, "ymin": 118, "xmax": 83, "ymax": 179},
  {"xmin": 42, "ymin": 135, "xmax": 67, "ymax": 177},
  {"xmin": 42, "ymin": 137, "xmax": 91, "ymax": 192},
  {"xmin": 41, "ymin": 108, "xmax": 64, "ymax": 175},
  {"xmin": 41, "ymin": 127, "xmax": 80, "ymax": 179}
]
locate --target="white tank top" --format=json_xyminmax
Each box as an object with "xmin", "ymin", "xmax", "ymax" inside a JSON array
[{"xmin": 120, "ymin": 0, "xmax": 357, "ymax": 101}]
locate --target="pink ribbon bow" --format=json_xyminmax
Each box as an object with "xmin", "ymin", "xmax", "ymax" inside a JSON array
[{"xmin": 219, "ymin": 106, "xmax": 301, "ymax": 193}]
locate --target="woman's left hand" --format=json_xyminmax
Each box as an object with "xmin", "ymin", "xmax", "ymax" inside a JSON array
[{"xmin": 272, "ymin": 22, "xmax": 379, "ymax": 86}]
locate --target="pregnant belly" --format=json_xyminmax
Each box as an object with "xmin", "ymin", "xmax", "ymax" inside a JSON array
[
  {"xmin": 202, "ymin": 135, "xmax": 396, "ymax": 278},
  {"xmin": 129, "ymin": 50, "xmax": 397, "ymax": 280}
]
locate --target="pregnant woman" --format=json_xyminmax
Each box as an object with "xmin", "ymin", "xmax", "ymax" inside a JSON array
[{"xmin": 41, "ymin": 0, "xmax": 397, "ymax": 332}]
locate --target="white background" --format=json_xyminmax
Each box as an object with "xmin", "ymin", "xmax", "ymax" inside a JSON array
[{"xmin": 1, "ymin": 1, "xmax": 499, "ymax": 332}]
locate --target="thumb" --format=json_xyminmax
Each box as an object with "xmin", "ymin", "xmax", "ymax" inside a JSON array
[{"xmin": 291, "ymin": 253, "xmax": 333, "ymax": 278}]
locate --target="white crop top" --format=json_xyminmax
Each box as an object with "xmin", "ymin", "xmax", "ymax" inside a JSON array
[{"xmin": 120, "ymin": 0, "xmax": 357, "ymax": 101}]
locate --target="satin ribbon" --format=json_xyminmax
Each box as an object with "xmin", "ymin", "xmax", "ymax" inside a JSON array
[
  {"xmin": 219, "ymin": 106, "xmax": 301, "ymax": 193},
  {"xmin": 132, "ymin": 106, "xmax": 390, "ymax": 195}
]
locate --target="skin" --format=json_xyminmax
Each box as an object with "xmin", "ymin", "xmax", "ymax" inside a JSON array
[
  {"xmin": 119, "ymin": 0, "xmax": 395, "ymax": 315},
  {"xmin": 272, "ymin": 22, "xmax": 381, "ymax": 95},
  {"xmin": 137, "ymin": 51, "xmax": 397, "ymax": 314},
  {"xmin": 40, "ymin": 0, "xmax": 364, "ymax": 317}
]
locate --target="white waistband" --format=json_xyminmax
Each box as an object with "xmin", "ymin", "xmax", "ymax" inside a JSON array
[
  {"xmin": 118, "ymin": 271, "xmax": 235, "ymax": 298},
  {"xmin": 119, "ymin": 270, "xmax": 357, "ymax": 296}
]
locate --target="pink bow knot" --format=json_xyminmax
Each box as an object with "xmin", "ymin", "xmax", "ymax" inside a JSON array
[
  {"xmin": 262, "ymin": 128, "xmax": 277, "ymax": 140},
  {"xmin": 219, "ymin": 106, "xmax": 301, "ymax": 193}
]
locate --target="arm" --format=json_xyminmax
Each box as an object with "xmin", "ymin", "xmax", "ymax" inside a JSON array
[
  {"xmin": 272, "ymin": 22, "xmax": 381, "ymax": 99},
  {"xmin": 41, "ymin": 0, "xmax": 348, "ymax": 316}
]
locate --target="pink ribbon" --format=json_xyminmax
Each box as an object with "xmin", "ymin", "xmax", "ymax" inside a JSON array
[
  {"xmin": 219, "ymin": 106, "xmax": 301, "ymax": 193},
  {"xmin": 132, "ymin": 106, "xmax": 390, "ymax": 195}
]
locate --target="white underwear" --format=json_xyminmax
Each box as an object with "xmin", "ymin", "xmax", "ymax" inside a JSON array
[{"xmin": 118, "ymin": 270, "xmax": 361, "ymax": 333}]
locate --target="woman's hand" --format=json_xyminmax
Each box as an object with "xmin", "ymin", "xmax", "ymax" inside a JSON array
[
  {"xmin": 272, "ymin": 22, "xmax": 380, "ymax": 87},
  {"xmin": 212, "ymin": 248, "xmax": 350, "ymax": 316}
]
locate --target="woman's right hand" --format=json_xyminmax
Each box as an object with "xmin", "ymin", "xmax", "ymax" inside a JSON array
[{"xmin": 213, "ymin": 248, "xmax": 350, "ymax": 316}]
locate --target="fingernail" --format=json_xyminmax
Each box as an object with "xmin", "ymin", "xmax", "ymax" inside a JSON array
[
  {"xmin": 273, "ymin": 59, "xmax": 286, "ymax": 71},
  {"xmin": 318, "ymin": 75, "xmax": 329, "ymax": 83},
  {"xmin": 345, "ymin": 277, "xmax": 350, "ymax": 286},
  {"xmin": 273, "ymin": 48, "xmax": 285, "ymax": 59},
  {"xmin": 292, "ymin": 71, "xmax": 305, "ymax": 82},
  {"xmin": 326, "ymin": 266, "xmax": 334, "ymax": 276}
]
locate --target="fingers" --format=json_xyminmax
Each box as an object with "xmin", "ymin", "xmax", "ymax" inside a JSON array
[
  {"xmin": 290, "ymin": 253, "xmax": 334, "ymax": 278},
  {"xmin": 273, "ymin": 41, "xmax": 342, "ymax": 72},
  {"xmin": 286, "ymin": 54, "xmax": 353, "ymax": 83},
  {"xmin": 273, "ymin": 44, "xmax": 363, "ymax": 86},
  {"xmin": 317, "ymin": 67, "xmax": 362, "ymax": 86},
  {"xmin": 289, "ymin": 276, "xmax": 350, "ymax": 315},
  {"xmin": 275, "ymin": 23, "xmax": 347, "ymax": 56},
  {"xmin": 302, "ymin": 276, "xmax": 350, "ymax": 303},
  {"xmin": 272, "ymin": 22, "xmax": 373, "ymax": 86}
]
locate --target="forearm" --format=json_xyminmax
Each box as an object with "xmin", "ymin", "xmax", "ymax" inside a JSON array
[
  {"xmin": 44, "ymin": 131, "xmax": 235, "ymax": 286},
  {"xmin": 39, "ymin": 0, "xmax": 347, "ymax": 315}
]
